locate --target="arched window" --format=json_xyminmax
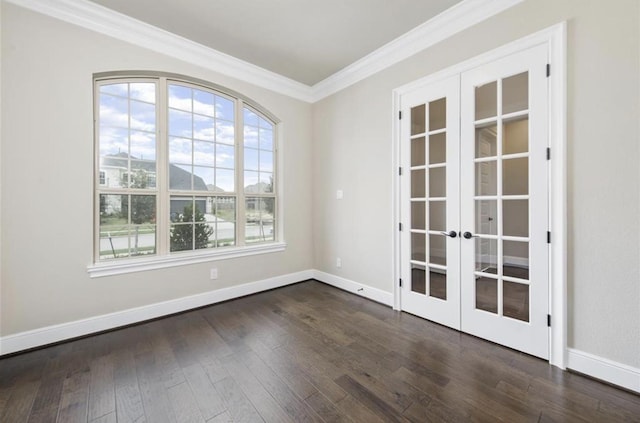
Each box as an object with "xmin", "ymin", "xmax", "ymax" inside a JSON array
[{"xmin": 92, "ymin": 72, "xmax": 281, "ymax": 273}]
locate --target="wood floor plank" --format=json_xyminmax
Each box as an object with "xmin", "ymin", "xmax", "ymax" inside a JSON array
[
  {"xmin": 220, "ymin": 354, "xmax": 294, "ymax": 423},
  {"xmin": 182, "ymin": 362, "xmax": 226, "ymax": 420},
  {"xmin": 2, "ymin": 380, "xmax": 40, "ymax": 423},
  {"xmin": 213, "ymin": 376, "xmax": 263, "ymax": 423},
  {"xmin": 56, "ymin": 369, "xmax": 91, "ymax": 423},
  {"xmin": 112, "ymin": 350, "xmax": 145, "ymax": 423},
  {"xmin": 88, "ymin": 354, "xmax": 116, "ymax": 421},
  {"xmin": 1, "ymin": 280, "xmax": 639, "ymax": 423},
  {"xmin": 166, "ymin": 382, "xmax": 205, "ymax": 423},
  {"xmin": 334, "ymin": 374, "xmax": 405, "ymax": 423}
]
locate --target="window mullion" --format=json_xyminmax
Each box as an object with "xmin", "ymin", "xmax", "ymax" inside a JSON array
[
  {"xmin": 237, "ymin": 99, "xmax": 246, "ymax": 246},
  {"xmin": 156, "ymin": 78, "xmax": 169, "ymax": 256}
]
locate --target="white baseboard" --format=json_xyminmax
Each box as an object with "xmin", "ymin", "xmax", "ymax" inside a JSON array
[
  {"xmin": 567, "ymin": 348, "xmax": 640, "ymax": 393},
  {"xmin": 312, "ymin": 270, "xmax": 394, "ymax": 307},
  {"xmin": 0, "ymin": 270, "xmax": 314, "ymax": 356}
]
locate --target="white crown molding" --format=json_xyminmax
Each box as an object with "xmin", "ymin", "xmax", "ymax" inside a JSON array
[
  {"xmin": 4, "ymin": 0, "xmax": 524, "ymax": 103},
  {"xmin": 311, "ymin": 0, "xmax": 525, "ymax": 101},
  {"xmin": 3, "ymin": 0, "xmax": 315, "ymax": 102}
]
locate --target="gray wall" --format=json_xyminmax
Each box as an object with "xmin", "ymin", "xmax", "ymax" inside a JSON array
[
  {"xmin": 0, "ymin": 4, "xmax": 313, "ymax": 335},
  {"xmin": 312, "ymin": 0, "xmax": 640, "ymax": 367}
]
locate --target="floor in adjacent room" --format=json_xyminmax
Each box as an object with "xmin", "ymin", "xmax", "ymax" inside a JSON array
[{"xmin": 1, "ymin": 280, "xmax": 639, "ymax": 422}]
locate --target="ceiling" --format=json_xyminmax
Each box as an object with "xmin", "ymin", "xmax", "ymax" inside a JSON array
[{"xmin": 87, "ymin": 0, "xmax": 463, "ymax": 86}]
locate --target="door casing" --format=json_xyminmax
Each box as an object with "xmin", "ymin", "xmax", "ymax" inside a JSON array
[{"xmin": 391, "ymin": 23, "xmax": 567, "ymax": 368}]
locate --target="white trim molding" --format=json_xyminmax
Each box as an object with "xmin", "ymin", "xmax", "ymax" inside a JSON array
[
  {"xmin": 4, "ymin": 0, "xmax": 314, "ymax": 102},
  {"xmin": 313, "ymin": 270, "xmax": 394, "ymax": 307},
  {"xmin": 4, "ymin": 0, "xmax": 524, "ymax": 103},
  {"xmin": 0, "ymin": 270, "xmax": 313, "ymax": 356},
  {"xmin": 311, "ymin": 0, "xmax": 525, "ymax": 101},
  {"xmin": 567, "ymin": 348, "xmax": 640, "ymax": 394}
]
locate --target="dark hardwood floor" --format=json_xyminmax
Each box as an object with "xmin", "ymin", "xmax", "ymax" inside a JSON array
[{"xmin": 1, "ymin": 280, "xmax": 639, "ymax": 422}]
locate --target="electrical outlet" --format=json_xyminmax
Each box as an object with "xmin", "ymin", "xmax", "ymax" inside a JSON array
[
  {"xmin": 210, "ymin": 268, "xmax": 218, "ymax": 280},
  {"xmin": 336, "ymin": 190, "xmax": 343, "ymax": 200},
  {"xmin": 336, "ymin": 257, "xmax": 342, "ymax": 268}
]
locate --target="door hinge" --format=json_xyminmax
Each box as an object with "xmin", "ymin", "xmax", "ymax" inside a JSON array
[
  {"xmin": 546, "ymin": 63, "xmax": 551, "ymax": 77},
  {"xmin": 399, "ymin": 278, "xmax": 403, "ymax": 287},
  {"xmin": 399, "ymin": 111, "xmax": 402, "ymax": 120},
  {"xmin": 399, "ymin": 167, "xmax": 403, "ymax": 176},
  {"xmin": 399, "ymin": 223, "xmax": 403, "ymax": 231},
  {"xmin": 547, "ymin": 314, "xmax": 552, "ymax": 327},
  {"xmin": 547, "ymin": 231, "xmax": 551, "ymax": 244},
  {"xmin": 546, "ymin": 147, "xmax": 551, "ymax": 160}
]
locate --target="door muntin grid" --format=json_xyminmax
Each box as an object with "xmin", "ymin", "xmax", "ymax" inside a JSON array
[
  {"xmin": 472, "ymin": 72, "xmax": 531, "ymax": 323},
  {"xmin": 410, "ymin": 97, "xmax": 449, "ymax": 300}
]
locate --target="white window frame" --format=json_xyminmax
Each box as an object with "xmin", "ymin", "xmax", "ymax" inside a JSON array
[{"xmin": 88, "ymin": 72, "xmax": 285, "ymax": 278}]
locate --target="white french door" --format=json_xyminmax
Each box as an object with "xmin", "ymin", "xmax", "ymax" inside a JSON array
[{"xmin": 400, "ymin": 44, "xmax": 550, "ymax": 359}]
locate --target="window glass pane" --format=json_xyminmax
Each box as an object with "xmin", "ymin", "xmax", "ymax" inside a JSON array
[
  {"xmin": 216, "ymin": 96, "xmax": 234, "ymax": 120},
  {"xmin": 99, "ymin": 194, "xmax": 129, "ymax": 259},
  {"xmin": 429, "ymin": 201, "xmax": 446, "ymax": 232},
  {"xmin": 503, "ymin": 281, "xmax": 529, "ymax": 322},
  {"xmin": 503, "ymin": 157, "xmax": 528, "ymax": 196},
  {"xmin": 100, "ymin": 83, "xmax": 128, "ymax": 97},
  {"xmin": 475, "ymin": 238, "xmax": 497, "ymax": 273},
  {"xmin": 476, "ymin": 125, "xmax": 497, "ymax": 158},
  {"xmin": 502, "ymin": 72, "xmax": 528, "ymax": 115},
  {"xmin": 130, "ymin": 83, "xmax": 155, "ymax": 103},
  {"xmin": 244, "ymin": 171, "xmax": 260, "ymax": 193},
  {"xmin": 260, "ymin": 151, "xmax": 274, "ymax": 173},
  {"xmin": 259, "ymin": 129, "xmax": 273, "ymax": 150},
  {"xmin": 429, "ymin": 234, "xmax": 446, "ymax": 266},
  {"xmin": 475, "ymin": 81, "xmax": 497, "ymax": 120},
  {"xmin": 476, "ymin": 277, "xmax": 498, "ymax": 314},
  {"xmin": 244, "ymin": 125, "xmax": 259, "ymax": 148},
  {"xmin": 216, "ymin": 169, "xmax": 235, "ymax": 193},
  {"xmin": 430, "ymin": 268, "xmax": 446, "ymax": 300},
  {"xmin": 170, "ymin": 224, "xmax": 193, "ymax": 252},
  {"xmin": 260, "ymin": 173, "xmax": 273, "ymax": 193},
  {"xmin": 411, "ymin": 201, "xmax": 425, "ymax": 230},
  {"xmin": 193, "ymin": 141, "xmax": 215, "ymax": 166},
  {"xmin": 429, "ymin": 133, "xmax": 446, "ymax": 164},
  {"xmin": 193, "ymin": 166, "xmax": 214, "ymax": 191},
  {"xmin": 244, "ymin": 148, "xmax": 259, "ymax": 171},
  {"xmin": 429, "ymin": 98, "xmax": 446, "ymax": 131},
  {"xmin": 168, "ymin": 85, "xmax": 192, "ymax": 112},
  {"xmin": 475, "ymin": 200, "xmax": 497, "ymax": 235},
  {"xmin": 411, "ymin": 266, "xmax": 426, "ymax": 295},
  {"xmin": 411, "ymin": 104, "xmax": 425, "ymax": 135},
  {"xmin": 259, "ymin": 117, "xmax": 272, "ymax": 129},
  {"xmin": 503, "ymin": 200, "xmax": 529, "ymax": 237},
  {"xmin": 411, "ymin": 233, "xmax": 425, "ymax": 262},
  {"xmin": 130, "ymin": 131, "xmax": 156, "ymax": 164},
  {"xmin": 130, "ymin": 100, "xmax": 155, "ymax": 131},
  {"xmin": 216, "ymin": 144, "xmax": 235, "ymax": 168},
  {"xmin": 169, "ymin": 137, "xmax": 192, "ymax": 165},
  {"xmin": 169, "ymin": 109, "xmax": 192, "ymax": 138},
  {"xmin": 245, "ymin": 197, "xmax": 275, "ymax": 243},
  {"xmin": 99, "ymin": 127, "xmax": 128, "ymax": 157},
  {"xmin": 503, "ymin": 240, "xmax": 529, "ymax": 280},
  {"xmin": 99, "ymin": 94, "xmax": 128, "ymax": 127},
  {"xmin": 169, "ymin": 164, "xmax": 193, "ymax": 190},
  {"xmin": 411, "ymin": 169, "xmax": 425, "ymax": 198},
  {"xmin": 429, "ymin": 167, "xmax": 446, "ymax": 198},
  {"xmin": 130, "ymin": 195, "xmax": 156, "ymax": 255},
  {"xmin": 475, "ymin": 161, "xmax": 497, "ymax": 196},
  {"xmin": 214, "ymin": 196, "xmax": 236, "ymax": 247},
  {"xmin": 216, "ymin": 120, "xmax": 235, "ymax": 145},
  {"xmin": 503, "ymin": 117, "xmax": 528, "ymax": 155},
  {"xmin": 194, "ymin": 115, "xmax": 215, "ymax": 141},
  {"xmin": 411, "ymin": 137, "xmax": 425, "ymax": 167},
  {"xmin": 244, "ymin": 108, "xmax": 259, "ymax": 126},
  {"xmin": 193, "ymin": 90, "xmax": 215, "ymax": 117}
]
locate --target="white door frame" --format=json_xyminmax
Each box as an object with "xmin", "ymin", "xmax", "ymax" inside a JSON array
[{"xmin": 391, "ymin": 22, "xmax": 567, "ymax": 369}]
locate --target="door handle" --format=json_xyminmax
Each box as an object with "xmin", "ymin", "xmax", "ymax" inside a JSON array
[
  {"xmin": 463, "ymin": 231, "xmax": 479, "ymax": 239},
  {"xmin": 441, "ymin": 230, "xmax": 457, "ymax": 238}
]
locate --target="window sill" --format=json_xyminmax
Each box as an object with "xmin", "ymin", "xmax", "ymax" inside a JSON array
[{"xmin": 87, "ymin": 242, "xmax": 287, "ymax": 278}]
